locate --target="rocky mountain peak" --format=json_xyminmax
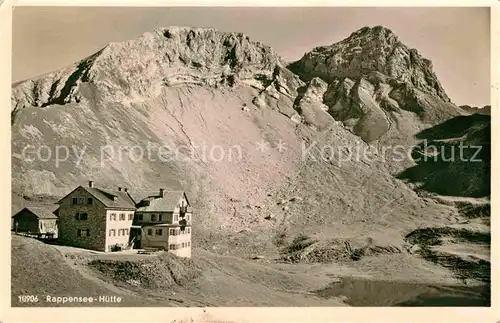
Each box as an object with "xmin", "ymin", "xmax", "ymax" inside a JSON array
[
  {"xmin": 347, "ymin": 25, "xmax": 398, "ymax": 43},
  {"xmin": 12, "ymin": 26, "xmax": 284, "ymax": 111},
  {"xmin": 288, "ymin": 25, "xmax": 450, "ymax": 103}
]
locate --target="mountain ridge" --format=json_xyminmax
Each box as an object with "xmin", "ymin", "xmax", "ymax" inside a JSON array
[{"xmin": 11, "ymin": 25, "xmax": 489, "ymax": 244}]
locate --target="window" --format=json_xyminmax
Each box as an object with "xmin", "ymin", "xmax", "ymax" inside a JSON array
[
  {"xmin": 158, "ymin": 214, "xmax": 163, "ymax": 221},
  {"xmin": 187, "ymin": 227, "xmax": 191, "ymax": 234},
  {"xmin": 188, "ymin": 242, "xmax": 191, "ymax": 247},
  {"xmin": 75, "ymin": 212, "xmax": 88, "ymax": 220},
  {"xmin": 156, "ymin": 229, "xmax": 163, "ymax": 236},
  {"xmin": 72, "ymin": 198, "xmax": 78, "ymax": 205},
  {"xmin": 151, "ymin": 214, "xmax": 157, "ymax": 221},
  {"xmin": 78, "ymin": 229, "xmax": 90, "ymax": 237},
  {"xmin": 110, "ymin": 213, "xmax": 116, "ymax": 221},
  {"xmin": 128, "ymin": 213, "xmax": 133, "ymax": 221},
  {"xmin": 125, "ymin": 228, "xmax": 129, "ymax": 235},
  {"xmin": 187, "ymin": 214, "xmax": 190, "ymax": 221},
  {"xmin": 78, "ymin": 198, "xmax": 85, "ymax": 205},
  {"xmin": 137, "ymin": 214, "xmax": 143, "ymax": 221},
  {"xmin": 109, "ymin": 229, "xmax": 116, "ymax": 236},
  {"xmin": 119, "ymin": 213, "xmax": 125, "ymax": 221},
  {"xmin": 147, "ymin": 229, "xmax": 153, "ymax": 235},
  {"xmin": 181, "ymin": 242, "xmax": 185, "ymax": 248},
  {"xmin": 169, "ymin": 244, "xmax": 177, "ymax": 250},
  {"xmin": 87, "ymin": 198, "xmax": 93, "ymax": 205}
]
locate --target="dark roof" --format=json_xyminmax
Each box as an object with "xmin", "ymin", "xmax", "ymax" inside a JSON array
[
  {"xmin": 129, "ymin": 190, "xmax": 159, "ymax": 204},
  {"xmin": 83, "ymin": 187, "xmax": 136, "ymax": 210},
  {"xmin": 13, "ymin": 205, "xmax": 59, "ymax": 219},
  {"xmin": 58, "ymin": 186, "xmax": 137, "ymax": 210},
  {"xmin": 135, "ymin": 191, "xmax": 188, "ymax": 212}
]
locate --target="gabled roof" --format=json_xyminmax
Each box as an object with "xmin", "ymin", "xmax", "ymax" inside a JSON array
[
  {"xmin": 58, "ymin": 186, "xmax": 136, "ymax": 210},
  {"xmin": 135, "ymin": 191, "xmax": 189, "ymax": 212},
  {"xmin": 84, "ymin": 187, "xmax": 136, "ymax": 210},
  {"xmin": 13, "ymin": 205, "xmax": 59, "ymax": 219},
  {"xmin": 85, "ymin": 187, "xmax": 136, "ymax": 210},
  {"xmin": 129, "ymin": 190, "xmax": 159, "ymax": 204}
]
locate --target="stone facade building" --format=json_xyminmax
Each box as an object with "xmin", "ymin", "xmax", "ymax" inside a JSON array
[
  {"xmin": 57, "ymin": 181, "xmax": 136, "ymax": 252},
  {"xmin": 55, "ymin": 181, "xmax": 192, "ymax": 257}
]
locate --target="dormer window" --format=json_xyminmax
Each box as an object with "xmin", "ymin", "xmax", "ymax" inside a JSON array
[{"xmin": 137, "ymin": 200, "xmax": 150, "ymax": 208}]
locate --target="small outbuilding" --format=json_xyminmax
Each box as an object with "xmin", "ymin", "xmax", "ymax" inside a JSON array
[{"xmin": 12, "ymin": 206, "xmax": 59, "ymax": 238}]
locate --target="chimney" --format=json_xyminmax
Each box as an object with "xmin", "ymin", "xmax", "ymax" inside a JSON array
[
  {"xmin": 118, "ymin": 187, "xmax": 122, "ymax": 192},
  {"xmin": 88, "ymin": 181, "xmax": 94, "ymax": 188},
  {"xmin": 159, "ymin": 188, "xmax": 164, "ymax": 198}
]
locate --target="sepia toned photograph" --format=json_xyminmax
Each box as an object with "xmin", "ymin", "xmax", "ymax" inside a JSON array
[{"xmin": 10, "ymin": 5, "xmax": 491, "ymax": 308}]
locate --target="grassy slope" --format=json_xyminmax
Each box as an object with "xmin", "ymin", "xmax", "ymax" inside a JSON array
[
  {"xmin": 12, "ymin": 232, "xmax": 489, "ymax": 307},
  {"xmin": 11, "ymin": 234, "xmax": 154, "ymax": 307},
  {"xmin": 12, "ymin": 235, "xmax": 347, "ymax": 306}
]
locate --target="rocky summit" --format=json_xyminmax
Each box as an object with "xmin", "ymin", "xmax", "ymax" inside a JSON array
[
  {"xmin": 288, "ymin": 26, "xmax": 466, "ymax": 147},
  {"xmin": 289, "ymin": 26, "xmax": 450, "ymax": 101},
  {"xmin": 12, "ymin": 27, "xmax": 284, "ymax": 113}
]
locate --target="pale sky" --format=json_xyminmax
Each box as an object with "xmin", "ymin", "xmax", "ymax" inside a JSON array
[{"xmin": 12, "ymin": 7, "xmax": 490, "ymax": 107}]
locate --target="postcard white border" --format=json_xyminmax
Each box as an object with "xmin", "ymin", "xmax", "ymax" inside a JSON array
[{"xmin": 0, "ymin": 1, "xmax": 498, "ymax": 322}]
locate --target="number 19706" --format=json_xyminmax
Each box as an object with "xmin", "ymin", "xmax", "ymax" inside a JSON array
[{"xmin": 18, "ymin": 295, "xmax": 39, "ymax": 303}]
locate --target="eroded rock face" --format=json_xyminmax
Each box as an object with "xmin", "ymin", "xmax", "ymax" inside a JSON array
[
  {"xmin": 288, "ymin": 26, "xmax": 464, "ymax": 144},
  {"xmin": 460, "ymin": 105, "xmax": 491, "ymax": 115},
  {"xmin": 12, "ymin": 27, "xmax": 284, "ymax": 113},
  {"xmin": 294, "ymin": 77, "xmax": 334, "ymax": 130},
  {"xmin": 289, "ymin": 26, "xmax": 449, "ymax": 102}
]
